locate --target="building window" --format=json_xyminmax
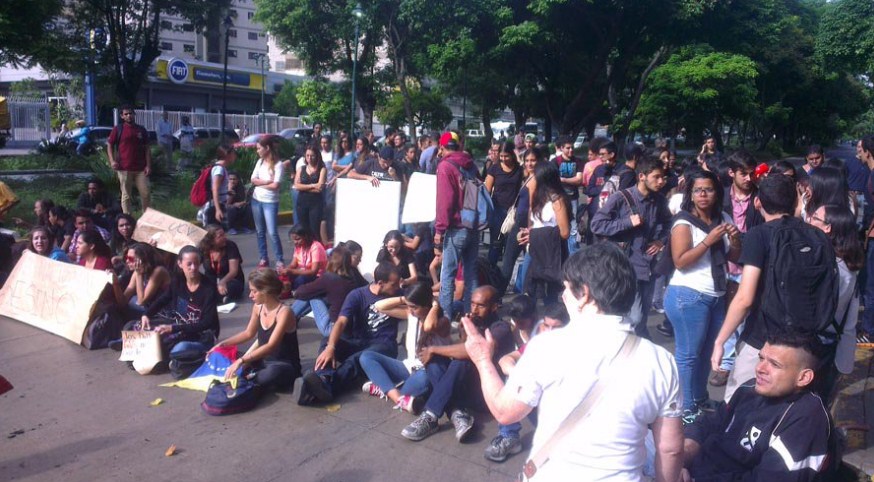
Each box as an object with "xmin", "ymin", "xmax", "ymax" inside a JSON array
[
  {"xmin": 248, "ymin": 51, "xmax": 262, "ymax": 60},
  {"xmin": 228, "ymin": 29, "xmax": 237, "ymax": 38},
  {"xmin": 287, "ymin": 58, "xmax": 303, "ymax": 69},
  {"xmin": 248, "ymin": 32, "xmax": 258, "ymax": 40},
  {"xmin": 182, "ymin": 23, "xmax": 194, "ymax": 32},
  {"xmin": 160, "ymin": 42, "xmax": 173, "ymax": 51},
  {"xmin": 229, "ymin": 9, "xmax": 238, "ymax": 18},
  {"xmin": 275, "ymin": 60, "xmax": 286, "ymax": 71},
  {"xmin": 227, "ymin": 49, "xmax": 237, "ymax": 58},
  {"xmin": 183, "ymin": 44, "xmax": 195, "ymax": 53},
  {"xmin": 247, "ymin": 11, "xmax": 255, "ymax": 19},
  {"xmin": 160, "ymin": 20, "xmax": 172, "ymax": 30}
]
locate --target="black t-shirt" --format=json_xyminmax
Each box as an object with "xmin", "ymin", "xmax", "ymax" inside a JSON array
[
  {"xmin": 355, "ymin": 158, "xmax": 398, "ymax": 181},
  {"xmin": 339, "ymin": 285, "xmax": 400, "ymax": 345},
  {"xmin": 487, "ymin": 163, "xmax": 524, "ymax": 209},
  {"xmin": 556, "ymin": 156, "xmax": 585, "ymax": 199},
  {"xmin": 376, "ymin": 249, "xmax": 415, "ymax": 280},
  {"xmin": 203, "ymin": 240, "xmax": 245, "ymax": 284},
  {"xmin": 737, "ymin": 220, "xmax": 781, "ymax": 349}
]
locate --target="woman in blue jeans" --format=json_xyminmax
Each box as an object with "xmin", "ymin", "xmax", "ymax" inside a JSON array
[
  {"xmin": 359, "ymin": 283, "xmax": 451, "ymax": 413},
  {"xmin": 250, "ymin": 135, "xmax": 285, "ymax": 270},
  {"xmin": 664, "ymin": 170, "xmax": 740, "ymax": 423}
]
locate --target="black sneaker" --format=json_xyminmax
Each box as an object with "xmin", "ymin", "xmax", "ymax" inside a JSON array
[
  {"xmin": 302, "ymin": 371, "xmax": 333, "ymax": 403},
  {"xmin": 401, "ymin": 411, "xmax": 439, "ymax": 441},
  {"xmin": 484, "ymin": 435, "xmax": 522, "ymax": 462},
  {"xmin": 656, "ymin": 322, "xmax": 674, "ymax": 338}
]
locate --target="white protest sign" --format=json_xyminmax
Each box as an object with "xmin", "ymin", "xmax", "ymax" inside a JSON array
[
  {"xmin": 401, "ymin": 172, "xmax": 436, "ymax": 224},
  {"xmin": 132, "ymin": 208, "xmax": 207, "ymax": 254},
  {"xmin": 334, "ymin": 178, "xmax": 401, "ymax": 281},
  {"xmin": 119, "ymin": 330, "xmax": 163, "ymax": 375},
  {"xmin": 0, "ymin": 250, "xmax": 110, "ymax": 345}
]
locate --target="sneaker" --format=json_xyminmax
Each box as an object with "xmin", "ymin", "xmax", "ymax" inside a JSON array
[
  {"xmin": 257, "ymin": 259, "xmax": 269, "ymax": 268},
  {"xmin": 709, "ymin": 369, "xmax": 730, "ymax": 387},
  {"xmin": 655, "ymin": 322, "xmax": 674, "ymax": 338},
  {"xmin": 401, "ymin": 411, "xmax": 439, "ymax": 441},
  {"xmin": 450, "ymin": 409, "xmax": 475, "ymax": 442},
  {"xmin": 857, "ymin": 331, "xmax": 872, "ymax": 344},
  {"xmin": 362, "ymin": 381, "xmax": 386, "ymax": 399},
  {"xmin": 108, "ymin": 339, "xmax": 123, "ymax": 351},
  {"xmin": 302, "ymin": 371, "xmax": 333, "ymax": 403},
  {"xmin": 393, "ymin": 395, "xmax": 422, "ymax": 414},
  {"xmin": 484, "ymin": 435, "xmax": 523, "ymax": 462},
  {"xmin": 682, "ymin": 408, "xmax": 701, "ymax": 425}
]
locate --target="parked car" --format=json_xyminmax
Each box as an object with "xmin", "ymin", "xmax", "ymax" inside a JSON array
[
  {"xmin": 467, "ymin": 129, "xmax": 485, "ymax": 138},
  {"xmin": 173, "ymin": 127, "xmax": 239, "ymax": 149},
  {"xmin": 277, "ymin": 127, "xmax": 314, "ymax": 143},
  {"xmin": 233, "ymin": 133, "xmax": 268, "ymax": 150}
]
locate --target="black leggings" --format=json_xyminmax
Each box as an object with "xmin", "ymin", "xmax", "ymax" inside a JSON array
[{"xmin": 254, "ymin": 360, "xmax": 301, "ymax": 393}]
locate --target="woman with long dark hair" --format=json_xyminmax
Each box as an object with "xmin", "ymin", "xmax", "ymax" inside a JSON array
[
  {"xmin": 292, "ymin": 246, "xmax": 363, "ymax": 337},
  {"xmin": 250, "ymin": 135, "xmax": 285, "ymax": 270},
  {"xmin": 199, "ymin": 224, "xmax": 245, "ymax": 302},
  {"xmin": 801, "ymin": 165, "xmax": 852, "ymax": 220},
  {"xmin": 484, "ymin": 142, "xmax": 523, "ymax": 265},
  {"xmin": 117, "ymin": 242, "xmax": 171, "ymax": 316},
  {"xmin": 664, "ymin": 169, "xmax": 741, "ymax": 423},
  {"xmin": 807, "ymin": 204, "xmax": 864, "ymax": 398},
  {"xmin": 522, "ymin": 161, "xmax": 570, "ymax": 304},
  {"xmin": 293, "ymin": 145, "xmax": 327, "ymax": 242},
  {"xmin": 501, "ymin": 147, "xmax": 544, "ymax": 295},
  {"xmin": 110, "ymin": 213, "xmax": 137, "ymax": 266},
  {"xmin": 284, "ymin": 224, "xmax": 327, "ymax": 289},
  {"xmin": 376, "ymin": 230, "xmax": 417, "ymax": 288},
  {"xmin": 76, "ymin": 229, "xmax": 113, "ymax": 270}
]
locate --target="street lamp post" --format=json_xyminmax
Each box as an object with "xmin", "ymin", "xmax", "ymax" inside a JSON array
[
  {"xmin": 350, "ymin": 3, "xmax": 364, "ymax": 137},
  {"xmin": 220, "ymin": 15, "xmax": 233, "ymax": 143},
  {"xmin": 254, "ymin": 53, "xmax": 266, "ymax": 133}
]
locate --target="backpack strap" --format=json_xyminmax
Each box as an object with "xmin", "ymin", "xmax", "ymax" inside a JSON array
[{"xmin": 618, "ymin": 189, "xmax": 640, "ymax": 216}]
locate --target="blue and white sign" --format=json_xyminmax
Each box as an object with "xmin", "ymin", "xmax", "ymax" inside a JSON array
[{"xmin": 167, "ymin": 58, "xmax": 189, "ymax": 85}]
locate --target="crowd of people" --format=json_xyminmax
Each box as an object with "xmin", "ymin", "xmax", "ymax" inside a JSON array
[{"xmin": 3, "ymin": 108, "xmax": 874, "ymax": 481}]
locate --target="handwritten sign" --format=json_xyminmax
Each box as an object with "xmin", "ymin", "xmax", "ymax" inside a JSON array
[
  {"xmin": 133, "ymin": 208, "xmax": 207, "ymax": 254},
  {"xmin": 335, "ymin": 178, "xmax": 401, "ymax": 281},
  {"xmin": 119, "ymin": 330, "xmax": 163, "ymax": 374},
  {"xmin": 401, "ymin": 173, "xmax": 436, "ymax": 224},
  {"xmin": 0, "ymin": 251, "xmax": 110, "ymax": 344}
]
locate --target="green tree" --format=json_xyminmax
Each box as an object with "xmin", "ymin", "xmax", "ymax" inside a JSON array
[
  {"xmin": 375, "ymin": 87, "xmax": 453, "ymax": 132},
  {"xmin": 633, "ymin": 48, "xmax": 759, "ymax": 147},
  {"xmin": 0, "ymin": 0, "xmax": 62, "ymax": 66},
  {"xmin": 272, "ymin": 81, "xmax": 300, "ymax": 117},
  {"xmin": 295, "ymin": 79, "xmax": 348, "ymax": 132},
  {"xmin": 816, "ymin": 0, "xmax": 874, "ymax": 77},
  {"xmin": 9, "ymin": 78, "xmax": 42, "ymax": 98}
]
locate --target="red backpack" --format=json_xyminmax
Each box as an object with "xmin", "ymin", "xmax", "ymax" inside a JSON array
[{"xmin": 190, "ymin": 164, "xmax": 215, "ymax": 206}]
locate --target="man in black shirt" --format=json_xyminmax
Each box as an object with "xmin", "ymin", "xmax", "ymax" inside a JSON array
[
  {"xmin": 684, "ymin": 332, "xmax": 831, "ymax": 482},
  {"xmin": 349, "ymin": 146, "xmax": 403, "ymax": 187}
]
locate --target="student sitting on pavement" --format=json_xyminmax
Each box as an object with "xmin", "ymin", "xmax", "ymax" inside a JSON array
[
  {"xmin": 376, "ymin": 229, "xmax": 418, "ymax": 289},
  {"xmin": 298, "ymin": 262, "xmax": 402, "ymax": 406},
  {"xmin": 681, "ymin": 332, "xmax": 832, "ymax": 482},
  {"xmin": 281, "ymin": 224, "xmax": 327, "ymax": 290},
  {"xmin": 359, "ymin": 282, "xmax": 451, "ymax": 413},
  {"xmin": 109, "ymin": 213, "xmax": 137, "ymax": 269},
  {"xmin": 76, "ymin": 229, "xmax": 113, "ymax": 270},
  {"xmin": 122, "ymin": 246, "xmax": 220, "ymax": 357},
  {"xmin": 291, "ymin": 246, "xmax": 366, "ymax": 338},
  {"xmin": 484, "ymin": 296, "xmax": 569, "ymax": 463},
  {"xmin": 199, "ymin": 225, "xmax": 245, "ymax": 303},
  {"xmin": 115, "ymin": 242, "xmax": 171, "ymax": 318},
  {"xmin": 68, "ymin": 209, "xmax": 112, "ymax": 263},
  {"xmin": 401, "ymin": 285, "xmax": 515, "ymax": 443},
  {"xmin": 27, "ymin": 226, "xmax": 69, "ymax": 262},
  {"xmin": 211, "ymin": 268, "xmax": 300, "ymax": 393}
]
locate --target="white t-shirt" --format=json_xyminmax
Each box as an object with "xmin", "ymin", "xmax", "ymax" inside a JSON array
[
  {"xmin": 506, "ymin": 313, "xmax": 682, "ymax": 482},
  {"xmin": 321, "ymin": 150, "xmax": 336, "ymax": 182},
  {"xmin": 667, "ymin": 212, "xmax": 732, "ymax": 297},
  {"xmin": 250, "ymin": 159, "xmax": 284, "ymax": 203},
  {"xmin": 531, "ymin": 200, "xmax": 557, "ymax": 229}
]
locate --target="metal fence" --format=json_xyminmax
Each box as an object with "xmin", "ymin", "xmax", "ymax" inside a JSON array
[
  {"xmin": 117, "ymin": 109, "xmax": 305, "ymax": 135},
  {"xmin": 5, "ymin": 96, "xmax": 52, "ymax": 146}
]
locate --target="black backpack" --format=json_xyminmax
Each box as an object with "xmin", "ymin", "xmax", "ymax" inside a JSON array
[{"xmin": 760, "ymin": 216, "xmax": 841, "ymax": 342}]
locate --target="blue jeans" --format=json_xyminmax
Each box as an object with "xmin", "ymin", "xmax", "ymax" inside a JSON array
[
  {"xmin": 863, "ymin": 244, "xmax": 874, "ymax": 335},
  {"xmin": 664, "ymin": 285, "xmax": 725, "ymax": 410},
  {"xmin": 514, "ymin": 253, "xmax": 531, "ymax": 295},
  {"xmin": 359, "ymin": 351, "xmax": 430, "ymax": 397},
  {"xmin": 251, "ymin": 198, "xmax": 283, "ymax": 264},
  {"xmin": 315, "ymin": 337, "xmax": 397, "ymax": 396},
  {"xmin": 439, "ymin": 228, "xmax": 478, "ymax": 320},
  {"xmin": 424, "ymin": 356, "xmax": 472, "ymax": 418},
  {"xmin": 169, "ymin": 340, "xmax": 209, "ymax": 356},
  {"xmin": 291, "ymin": 188, "xmax": 301, "ymax": 225},
  {"xmin": 292, "ymin": 298, "xmax": 333, "ymax": 337},
  {"xmin": 567, "ymin": 199, "xmax": 580, "ymax": 255}
]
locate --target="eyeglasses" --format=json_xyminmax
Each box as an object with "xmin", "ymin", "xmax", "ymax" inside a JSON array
[
  {"xmin": 125, "ymin": 255, "xmax": 136, "ymax": 262},
  {"xmin": 692, "ymin": 187, "xmax": 716, "ymax": 195}
]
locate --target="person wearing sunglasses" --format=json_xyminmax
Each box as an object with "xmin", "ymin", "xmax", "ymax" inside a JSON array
[{"xmin": 115, "ymin": 242, "xmax": 170, "ymax": 317}]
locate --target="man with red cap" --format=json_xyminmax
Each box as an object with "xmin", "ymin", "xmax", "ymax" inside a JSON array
[{"xmin": 434, "ymin": 131, "xmax": 478, "ymax": 318}]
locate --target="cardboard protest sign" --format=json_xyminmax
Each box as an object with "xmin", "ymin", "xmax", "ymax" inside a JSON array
[
  {"xmin": 401, "ymin": 172, "xmax": 436, "ymax": 224},
  {"xmin": 0, "ymin": 250, "xmax": 110, "ymax": 344},
  {"xmin": 133, "ymin": 208, "xmax": 206, "ymax": 254},
  {"xmin": 334, "ymin": 178, "xmax": 401, "ymax": 281},
  {"xmin": 119, "ymin": 330, "xmax": 163, "ymax": 375}
]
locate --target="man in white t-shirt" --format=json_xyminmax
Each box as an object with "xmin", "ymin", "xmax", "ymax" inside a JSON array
[{"xmin": 464, "ymin": 243, "xmax": 684, "ymax": 481}]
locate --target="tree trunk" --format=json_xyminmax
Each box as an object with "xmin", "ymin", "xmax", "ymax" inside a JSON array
[
  {"xmin": 613, "ymin": 46, "xmax": 669, "ymax": 152},
  {"xmin": 482, "ymin": 106, "xmax": 493, "ymax": 142}
]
